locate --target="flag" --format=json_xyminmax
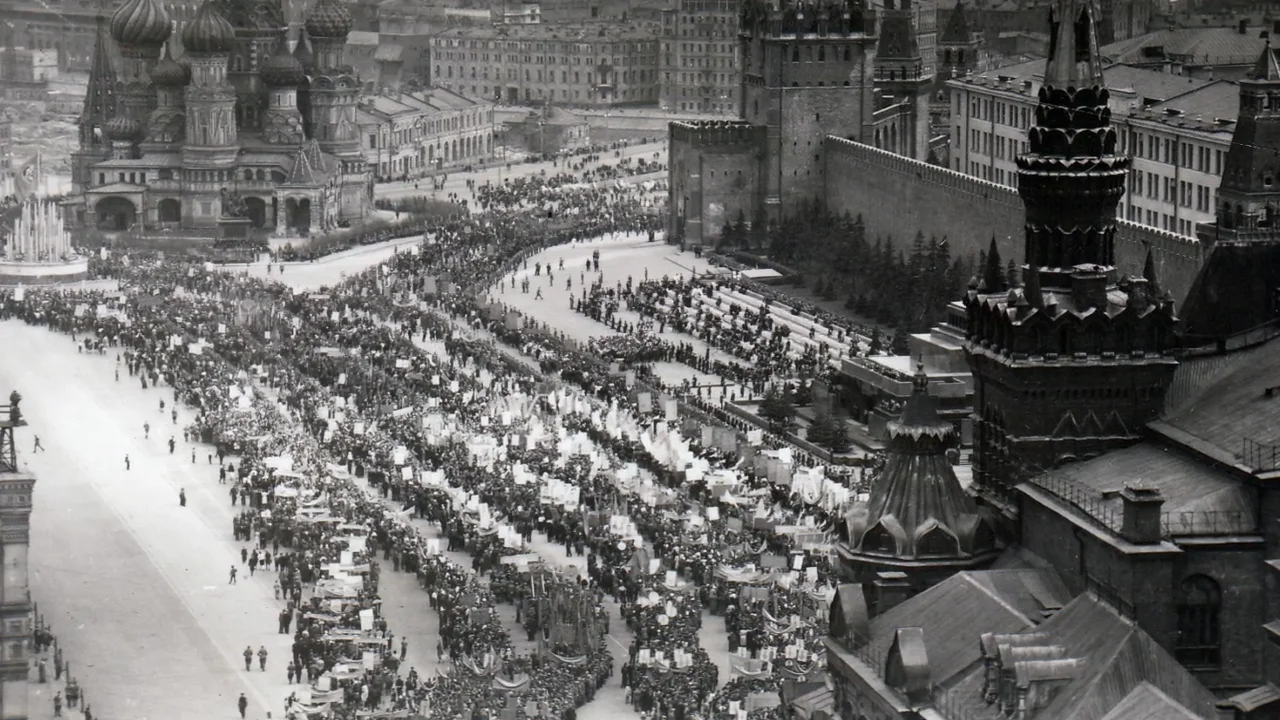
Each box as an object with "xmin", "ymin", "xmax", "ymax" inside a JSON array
[{"xmin": 12, "ymin": 152, "xmax": 40, "ymax": 200}]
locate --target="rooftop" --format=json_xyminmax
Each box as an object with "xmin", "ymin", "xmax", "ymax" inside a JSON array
[
  {"xmin": 356, "ymin": 86, "xmax": 486, "ymax": 121},
  {"xmin": 1159, "ymin": 335, "xmax": 1280, "ymax": 471},
  {"xmin": 1101, "ymin": 26, "xmax": 1269, "ymax": 68},
  {"xmin": 949, "ymin": 61, "xmax": 1237, "ymax": 135},
  {"xmin": 1029, "ymin": 442, "xmax": 1257, "ymax": 537},
  {"xmin": 432, "ymin": 21, "xmax": 660, "ymax": 42}
]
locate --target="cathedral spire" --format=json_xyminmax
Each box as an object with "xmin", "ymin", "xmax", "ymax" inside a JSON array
[
  {"xmin": 79, "ymin": 15, "xmax": 118, "ymax": 150},
  {"xmin": 1044, "ymin": 0, "xmax": 1104, "ymax": 90}
]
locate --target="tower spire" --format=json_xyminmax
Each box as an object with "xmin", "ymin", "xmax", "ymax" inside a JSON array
[
  {"xmin": 1044, "ymin": 0, "xmax": 1104, "ymax": 90},
  {"xmin": 79, "ymin": 15, "xmax": 118, "ymax": 150}
]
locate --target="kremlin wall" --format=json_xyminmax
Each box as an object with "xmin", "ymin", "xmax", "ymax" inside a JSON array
[{"xmin": 822, "ymin": 137, "xmax": 1207, "ymax": 304}]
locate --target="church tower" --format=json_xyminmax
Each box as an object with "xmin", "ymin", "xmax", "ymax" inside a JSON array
[
  {"xmin": 213, "ymin": 0, "xmax": 286, "ymax": 134},
  {"xmin": 180, "ymin": 0, "xmax": 240, "ymax": 224},
  {"xmin": 962, "ymin": 0, "xmax": 1178, "ymax": 509},
  {"xmin": 108, "ymin": 0, "xmax": 173, "ymax": 146},
  {"xmin": 936, "ymin": 0, "xmax": 978, "ymax": 85},
  {"xmin": 71, "ymin": 16, "xmax": 118, "ymax": 193},
  {"xmin": 738, "ymin": 0, "xmax": 879, "ymax": 221},
  {"xmin": 260, "ymin": 33, "xmax": 307, "ymax": 146},
  {"xmin": 142, "ymin": 43, "xmax": 191, "ymax": 156},
  {"xmin": 874, "ymin": 0, "xmax": 931, "ymax": 160},
  {"xmin": 303, "ymin": 0, "xmax": 368, "ymax": 218}
]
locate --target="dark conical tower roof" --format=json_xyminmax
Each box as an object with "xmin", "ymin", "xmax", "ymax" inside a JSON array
[
  {"xmin": 79, "ymin": 16, "xmax": 118, "ymax": 150},
  {"xmin": 842, "ymin": 363, "xmax": 997, "ymax": 562},
  {"xmin": 940, "ymin": 0, "xmax": 972, "ymax": 44}
]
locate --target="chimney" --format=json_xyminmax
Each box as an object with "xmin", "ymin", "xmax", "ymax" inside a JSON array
[
  {"xmin": 873, "ymin": 571, "xmax": 912, "ymax": 614},
  {"xmin": 1274, "ymin": 19, "xmax": 1280, "ymax": 35},
  {"xmin": 1239, "ymin": 18, "xmax": 1248, "ymax": 34},
  {"xmin": 1120, "ymin": 486, "xmax": 1164, "ymax": 544},
  {"xmin": 1070, "ymin": 267, "xmax": 1108, "ymax": 312}
]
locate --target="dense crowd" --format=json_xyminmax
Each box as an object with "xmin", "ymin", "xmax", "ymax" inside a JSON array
[{"xmin": 3, "ymin": 168, "xmax": 860, "ymax": 720}]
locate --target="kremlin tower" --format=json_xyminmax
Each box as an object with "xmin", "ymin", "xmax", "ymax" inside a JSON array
[{"xmin": 962, "ymin": 0, "xmax": 1178, "ymax": 511}]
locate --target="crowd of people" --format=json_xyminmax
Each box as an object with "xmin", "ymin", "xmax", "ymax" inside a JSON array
[{"xmin": 4, "ymin": 160, "xmax": 864, "ymax": 720}]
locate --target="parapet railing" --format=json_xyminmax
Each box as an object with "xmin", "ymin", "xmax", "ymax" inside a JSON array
[{"xmin": 1242, "ymin": 437, "xmax": 1280, "ymax": 472}]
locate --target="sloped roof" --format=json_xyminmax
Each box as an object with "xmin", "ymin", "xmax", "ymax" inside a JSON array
[
  {"xmin": 1037, "ymin": 442, "xmax": 1256, "ymax": 536},
  {"xmin": 1101, "ymin": 27, "xmax": 1267, "ymax": 67},
  {"xmin": 867, "ymin": 569, "xmax": 1066, "ymax": 687},
  {"xmin": 1028, "ymin": 594, "xmax": 1219, "ymax": 720},
  {"xmin": 1160, "ymin": 335, "xmax": 1280, "ymax": 465},
  {"xmin": 1097, "ymin": 683, "xmax": 1208, "ymax": 720}
]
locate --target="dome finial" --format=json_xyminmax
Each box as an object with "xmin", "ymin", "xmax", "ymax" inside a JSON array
[{"xmin": 912, "ymin": 357, "xmax": 928, "ymax": 394}]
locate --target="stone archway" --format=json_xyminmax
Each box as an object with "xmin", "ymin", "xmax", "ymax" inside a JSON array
[
  {"xmin": 285, "ymin": 197, "xmax": 312, "ymax": 234},
  {"xmin": 96, "ymin": 196, "xmax": 136, "ymax": 231},
  {"xmin": 158, "ymin": 198, "xmax": 181, "ymax": 224},
  {"xmin": 244, "ymin": 197, "xmax": 268, "ymax": 228}
]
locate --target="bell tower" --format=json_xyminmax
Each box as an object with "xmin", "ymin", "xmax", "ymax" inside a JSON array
[{"xmin": 962, "ymin": 0, "xmax": 1178, "ymax": 510}]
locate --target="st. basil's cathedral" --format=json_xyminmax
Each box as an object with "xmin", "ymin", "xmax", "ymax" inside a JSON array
[{"xmin": 67, "ymin": 0, "xmax": 372, "ymax": 235}]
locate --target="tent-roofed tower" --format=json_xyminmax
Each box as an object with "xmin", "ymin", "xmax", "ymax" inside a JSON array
[
  {"xmin": 1182, "ymin": 41, "xmax": 1280, "ymax": 345},
  {"xmin": 937, "ymin": 0, "xmax": 979, "ymax": 85},
  {"xmin": 961, "ymin": 0, "xmax": 1178, "ymax": 515},
  {"xmin": 72, "ymin": 16, "xmax": 119, "ymax": 193},
  {"xmin": 837, "ymin": 363, "xmax": 1000, "ymax": 602}
]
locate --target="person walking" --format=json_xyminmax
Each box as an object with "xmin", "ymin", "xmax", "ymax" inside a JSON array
[
  {"xmin": 258, "ymin": 645, "xmax": 268, "ymax": 671},
  {"xmin": 178, "ymin": 488, "xmax": 186, "ymax": 507},
  {"xmin": 237, "ymin": 693, "xmax": 247, "ymax": 719},
  {"xmin": 243, "ymin": 646, "xmax": 253, "ymax": 671},
  {"xmin": 53, "ymin": 691, "xmax": 62, "ymax": 717},
  {"xmin": 229, "ymin": 565, "xmax": 237, "ymax": 584},
  {"xmin": 124, "ymin": 455, "xmax": 130, "ymax": 470},
  {"xmin": 400, "ymin": 636, "xmax": 407, "ymax": 661},
  {"xmin": 32, "ymin": 435, "xmax": 43, "ymax": 452}
]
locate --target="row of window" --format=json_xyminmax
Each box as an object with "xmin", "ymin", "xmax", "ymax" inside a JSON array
[
  {"xmin": 435, "ymin": 51, "xmax": 651, "ymax": 67},
  {"xmin": 1130, "ymin": 170, "xmax": 1217, "ymax": 212},
  {"xmin": 437, "ymin": 83, "xmax": 654, "ymax": 103},
  {"xmin": 94, "ymin": 167, "xmax": 263, "ymax": 187},
  {"xmin": 432, "ymin": 37, "xmax": 652, "ymax": 54},
  {"xmin": 1130, "ymin": 129, "xmax": 1225, "ymax": 175},
  {"xmin": 663, "ymin": 56, "xmax": 738, "ymax": 71},
  {"xmin": 436, "ymin": 65, "xmax": 653, "ymax": 86}
]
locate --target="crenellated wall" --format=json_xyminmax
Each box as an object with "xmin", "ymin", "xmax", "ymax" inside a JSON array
[
  {"xmin": 669, "ymin": 120, "xmax": 767, "ymax": 246},
  {"xmin": 822, "ymin": 137, "xmax": 1207, "ymax": 305}
]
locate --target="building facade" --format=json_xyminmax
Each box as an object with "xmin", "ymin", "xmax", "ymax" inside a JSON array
[
  {"xmin": 947, "ymin": 61, "xmax": 1237, "ymax": 236},
  {"xmin": 428, "ymin": 23, "xmax": 660, "ymax": 106},
  {"xmin": 658, "ymin": 0, "xmax": 740, "ymax": 115},
  {"xmin": 67, "ymin": 0, "xmax": 372, "ymax": 235},
  {"xmin": 356, "ymin": 88, "xmax": 495, "ymax": 180}
]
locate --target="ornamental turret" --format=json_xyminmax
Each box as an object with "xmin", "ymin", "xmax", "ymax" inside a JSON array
[
  {"xmin": 304, "ymin": 0, "xmax": 366, "ymax": 217},
  {"xmin": 962, "ymin": 0, "xmax": 1178, "ymax": 508},
  {"xmin": 838, "ymin": 363, "xmax": 1000, "ymax": 594}
]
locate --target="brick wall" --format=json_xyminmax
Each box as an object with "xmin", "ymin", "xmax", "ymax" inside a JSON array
[
  {"xmin": 822, "ymin": 137, "xmax": 1208, "ymax": 305},
  {"xmin": 668, "ymin": 122, "xmax": 764, "ymax": 244}
]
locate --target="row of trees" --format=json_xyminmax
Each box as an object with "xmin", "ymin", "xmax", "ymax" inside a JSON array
[
  {"xmin": 719, "ymin": 201, "xmax": 977, "ymax": 350},
  {"xmin": 759, "ymin": 385, "xmax": 853, "ymax": 454}
]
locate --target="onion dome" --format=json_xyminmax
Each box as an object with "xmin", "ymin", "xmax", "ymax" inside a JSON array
[
  {"xmin": 151, "ymin": 44, "xmax": 191, "ymax": 86},
  {"xmin": 261, "ymin": 43, "xmax": 305, "ymax": 87},
  {"xmin": 104, "ymin": 115, "xmax": 141, "ymax": 142},
  {"xmin": 109, "ymin": 0, "xmax": 172, "ymax": 48},
  {"xmin": 304, "ymin": 0, "xmax": 353, "ymax": 39},
  {"xmin": 182, "ymin": 0, "xmax": 235, "ymax": 54}
]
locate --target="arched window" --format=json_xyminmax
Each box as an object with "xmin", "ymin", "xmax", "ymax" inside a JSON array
[
  {"xmin": 917, "ymin": 526, "xmax": 957, "ymax": 556},
  {"xmin": 1176, "ymin": 575, "xmax": 1221, "ymax": 669},
  {"xmin": 861, "ymin": 522, "xmax": 897, "ymax": 554}
]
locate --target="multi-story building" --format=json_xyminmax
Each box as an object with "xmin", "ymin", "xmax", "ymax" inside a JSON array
[
  {"xmin": 356, "ymin": 87, "xmax": 495, "ymax": 179},
  {"xmin": 538, "ymin": 0, "xmax": 628, "ymax": 23},
  {"xmin": 428, "ymin": 23, "xmax": 660, "ymax": 106},
  {"xmin": 658, "ymin": 0, "xmax": 740, "ymax": 115},
  {"xmin": 947, "ymin": 61, "xmax": 1237, "ymax": 236}
]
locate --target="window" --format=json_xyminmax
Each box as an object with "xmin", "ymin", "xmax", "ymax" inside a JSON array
[{"xmin": 1176, "ymin": 575, "xmax": 1221, "ymax": 669}]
